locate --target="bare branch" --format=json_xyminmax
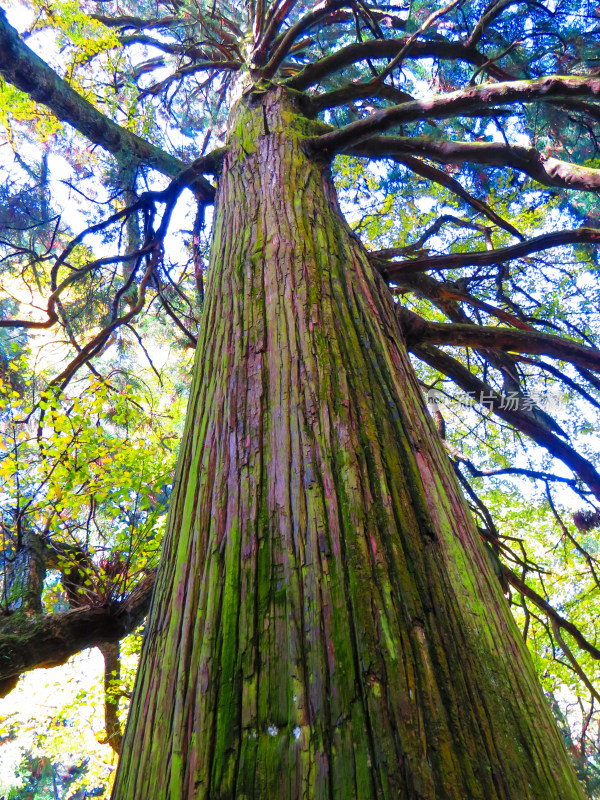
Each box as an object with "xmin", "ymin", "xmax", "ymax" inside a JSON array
[
  {"xmin": 352, "ymin": 136, "xmax": 600, "ymax": 193},
  {"xmin": 399, "ymin": 308, "xmax": 600, "ymax": 372},
  {"xmin": 365, "ymin": 0, "xmax": 463, "ymax": 87},
  {"xmin": 310, "ymin": 75, "xmax": 600, "ymax": 154},
  {"xmin": 49, "ymin": 246, "xmax": 159, "ymax": 392}
]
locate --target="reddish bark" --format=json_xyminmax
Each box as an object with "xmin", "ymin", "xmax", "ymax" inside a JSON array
[{"xmin": 113, "ymin": 88, "xmax": 584, "ymax": 799}]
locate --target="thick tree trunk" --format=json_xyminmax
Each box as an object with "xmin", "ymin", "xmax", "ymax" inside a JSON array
[{"xmin": 113, "ymin": 88, "xmax": 584, "ymax": 800}]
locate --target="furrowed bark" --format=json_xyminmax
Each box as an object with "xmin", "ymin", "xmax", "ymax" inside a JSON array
[{"xmin": 113, "ymin": 87, "xmax": 584, "ymax": 800}]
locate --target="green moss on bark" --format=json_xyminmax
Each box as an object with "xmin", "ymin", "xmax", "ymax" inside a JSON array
[{"xmin": 113, "ymin": 87, "xmax": 585, "ymax": 800}]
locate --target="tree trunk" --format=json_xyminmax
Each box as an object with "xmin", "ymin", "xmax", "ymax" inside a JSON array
[
  {"xmin": 100, "ymin": 641, "xmax": 123, "ymax": 755},
  {"xmin": 112, "ymin": 88, "xmax": 584, "ymax": 800}
]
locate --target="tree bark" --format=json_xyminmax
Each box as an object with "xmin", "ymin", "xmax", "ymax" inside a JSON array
[
  {"xmin": 113, "ymin": 88, "xmax": 584, "ymax": 800},
  {"xmin": 100, "ymin": 641, "xmax": 124, "ymax": 755},
  {"xmin": 3, "ymin": 530, "xmax": 45, "ymax": 614}
]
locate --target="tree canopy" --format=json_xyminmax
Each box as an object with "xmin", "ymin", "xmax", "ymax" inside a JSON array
[{"xmin": 1, "ymin": 0, "xmax": 600, "ymax": 795}]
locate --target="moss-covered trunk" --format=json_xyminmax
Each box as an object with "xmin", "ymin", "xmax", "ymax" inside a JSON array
[{"xmin": 112, "ymin": 88, "xmax": 584, "ymax": 800}]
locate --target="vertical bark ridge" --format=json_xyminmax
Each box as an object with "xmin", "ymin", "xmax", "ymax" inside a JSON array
[{"xmin": 113, "ymin": 87, "xmax": 585, "ymax": 800}]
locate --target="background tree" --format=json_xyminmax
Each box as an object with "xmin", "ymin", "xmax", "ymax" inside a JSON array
[{"xmin": 1, "ymin": 0, "xmax": 600, "ymax": 798}]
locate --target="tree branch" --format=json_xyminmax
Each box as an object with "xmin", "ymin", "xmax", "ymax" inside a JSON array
[
  {"xmin": 378, "ymin": 227, "xmax": 600, "ymax": 278},
  {"xmin": 307, "ymin": 81, "xmax": 414, "ymax": 114},
  {"xmin": 90, "ymin": 14, "xmax": 180, "ymax": 30},
  {"xmin": 0, "ymin": 569, "xmax": 156, "ymax": 698},
  {"xmin": 399, "ymin": 308, "xmax": 600, "ymax": 373},
  {"xmin": 0, "ymin": 10, "xmax": 214, "ymax": 201},
  {"xmin": 503, "ymin": 567, "xmax": 600, "ymax": 662},
  {"xmin": 377, "ymin": 153, "xmax": 524, "ymax": 239},
  {"xmin": 450, "ymin": 454, "xmax": 581, "ymax": 488},
  {"xmin": 287, "ymin": 37, "xmax": 511, "ymax": 91},
  {"xmin": 551, "ymin": 618, "xmax": 600, "ymax": 705},
  {"xmin": 98, "ymin": 641, "xmax": 124, "ymax": 754},
  {"xmin": 411, "ymin": 342, "xmax": 600, "ymax": 501},
  {"xmin": 351, "ymin": 135, "xmax": 600, "ymax": 193},
  {"xmin": 310, "ymin": 75, "xmax": 600, "ymax": 154},
  {"xmin": 466, "ymin": 0, "xmax": 523, "ymax": 48},
  {"xmin": 393, "ymin": 272, "xmax": 533, "ymax": 330}
]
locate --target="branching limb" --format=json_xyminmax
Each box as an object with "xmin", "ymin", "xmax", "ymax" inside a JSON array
[
  {"xmin": 364, "ymin": 0, "xmax": 463, "ymax": 87},
  {"xmin": 0, "ymin": 165, "xmax": 214, "ymax": 334},
  {"xmin": 351, "ymin": 136, "xmax": 600, "ymax": 192},
  {"xmin": 255, "ymin": 0, "xmax": 304, "ymax": 68},
  {"xmin": 398, "ymin": 307, "xmax": 600, "ymax": 373},
  {"xmin": 453, "ymin": 456, "xmax": 582, "ymax": 489},
  {"xmin": 309, "ymin": 75, "xmax": 600, "ymax": 154},
  {"xmin": 378, "ymin": 227, "xmax": 600, "ymax": 278},
  {"xmin": 0, "ymin": 569, "xmax": 156, "ymax": 698},
  {"xmin": 545, "ymin": 485, "xmax": 600, "ymax": 590},
  {"xmin": 517, "ymin": 356, "xmax": 600, "ymax": 413},
  {"xmin": 138, "ymin": 59, "xmax": 241, "ymax": 99},
  {"xmin": 90, "ymin": 14, "xmax": 180, "ymax": 30}
]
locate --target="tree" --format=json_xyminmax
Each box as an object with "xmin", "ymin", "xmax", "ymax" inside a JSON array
[{"xmin": 1, "ymin": 0, "xmax": 600, "ymax": 797}]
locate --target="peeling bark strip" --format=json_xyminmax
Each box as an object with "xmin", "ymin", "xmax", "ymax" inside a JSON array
[{"xmin": 113, "ymin": 89, "xmax": 584, "ymax": 800}]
